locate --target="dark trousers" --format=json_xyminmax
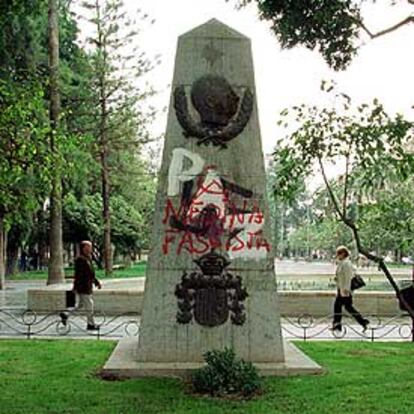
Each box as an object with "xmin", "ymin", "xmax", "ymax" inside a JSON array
[{"xmin": 333, "ymin": 292, "xmax": 367, "ymax": 328}]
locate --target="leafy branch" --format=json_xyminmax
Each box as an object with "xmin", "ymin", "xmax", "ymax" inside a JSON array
[{"xmin": 274, "ymin": 84, "xmax": 414, "ymax": 317}]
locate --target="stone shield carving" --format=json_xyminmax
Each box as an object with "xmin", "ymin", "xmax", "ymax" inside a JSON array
[
  {"xmin": 174, "ymin": 74, "xmax": 253, "ymax": 148},
  {"xmin": 175, "ymin": 250, "xmax": 248, "ymax": 327}
]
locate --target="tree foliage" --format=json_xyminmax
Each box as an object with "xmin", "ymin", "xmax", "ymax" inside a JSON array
[
  {"xmin": 0, "ymin": 78, "xmax": 50, "ymax": 217},
  {"xmin": 234, "ymin": 0, "xmax": 414, "ymax": 70},
  {"xmin": 276, "ymin": 84, "xmax": 414, "ymax": 209},
  {"xmin": 0, "ymin": 1, "xmax": 158, "ymax": 283},
  {"xmin": 358, "ymin": 178, "xmax": 414, "ymax": 255},
  {"xmin": 0, "ymin": 0, "xmax": 48, "ymax": 77},
  {"xmin": 274, "ymin": 84, "xmax": 414, "ymax": 314},
  {"xmin": 77, "ymin": 0, "xmax": 157, "ymax": 274}
]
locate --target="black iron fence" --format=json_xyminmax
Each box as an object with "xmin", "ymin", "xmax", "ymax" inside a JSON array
[
  {"xmin": 0, "ymin": 308, "xmax": 412, "ymax": 342},
  {"xmin": 0, "ymin": 308, "xmax": 140, "ymax": 340},
  {"xmin": 281, "ymin": 313, "xmax": 413, "ymax": 341}
]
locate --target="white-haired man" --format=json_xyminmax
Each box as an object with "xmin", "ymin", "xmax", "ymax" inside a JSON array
[{"xmin": 61, "ymin": 241, "xmax": 102, "ymax": 330}]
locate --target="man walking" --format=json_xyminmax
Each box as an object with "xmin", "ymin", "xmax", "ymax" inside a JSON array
[{"xmin": 61, "ymin": 240, "xmax": 102, "ymax": 330}]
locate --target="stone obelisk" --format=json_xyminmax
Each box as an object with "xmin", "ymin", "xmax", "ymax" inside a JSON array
[{"xmin": 135, "ymin": 19, "xmax": 285, "ymax": 372}]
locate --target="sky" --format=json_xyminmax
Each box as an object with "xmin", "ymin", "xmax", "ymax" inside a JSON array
[{"xmin": 76, "ymin": 0, "xmax": 414, "ymax": 162}]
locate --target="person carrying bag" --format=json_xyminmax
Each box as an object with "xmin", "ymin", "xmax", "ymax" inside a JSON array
[{"xmin": 332, "ymin": 246, "xmax": 369, "ymax": 333}]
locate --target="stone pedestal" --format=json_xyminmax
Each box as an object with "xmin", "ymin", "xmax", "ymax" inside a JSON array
[{"xmin": 104, "ymin": 19, "xmax": 321, "ymax": 377}]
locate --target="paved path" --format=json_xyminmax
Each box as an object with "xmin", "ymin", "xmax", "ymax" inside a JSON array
[
  {"xmin": 0, "ymin": 280, "xmax": 44, "ymax": 309},
  {"xmin": 0, "ymin": 278, "xmax": 146, "ymax": 309}
]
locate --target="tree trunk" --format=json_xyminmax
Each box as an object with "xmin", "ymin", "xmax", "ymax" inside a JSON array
[
  {"xmin": 6, "ymin": 244, "xmax": 19, "ymax": 277},
  {"xmin": 0, "ymin": 216, "xmax": 5, "ymax": 290},
  {"xmin": 73, "ymin": 243, "xmax": 78, "ymax": 262},
  {"xmin": 48, "ymin": 154, "xmax": 65, "ymax": 284},
  {"xmin": 47, "ymin": 0, "xmax": 64, "ymax": 285},
  {"xmin": 396, "ymin": 249, "xmax": 401, "ymax": 263},
  {"xmin": 319, "ymin": 157, "xmax": 414, "ymax": 319},
  {"xmin": 39, "ymin": 241, "xmax": 48, "ymax": 270},
  {"xmin": 345, "ymin": 219, "xmax": 414, "ymax": 320},
  {"xmin": 101, "ymin": 147, "xmax": 112, "ymax": 275},
  {"xmin": 96, "ymin": 0, "xmax": 112, "ymax": 277},
  {"xmin": 66, "ymin": 244, "xmax": 72, "ymax": 267}
]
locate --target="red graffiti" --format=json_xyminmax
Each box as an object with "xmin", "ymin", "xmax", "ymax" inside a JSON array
[
  {"xmin": 162, "ymin": 227, "xmax": 270, "ymax": 256},
  {"xmin": 162, "ymin": 167, "xmax": 271, "ymax": 257}
]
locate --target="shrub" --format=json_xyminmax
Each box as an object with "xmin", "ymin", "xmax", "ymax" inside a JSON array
[{"xmin": 192, "ymin": 347, "xmax": 262, "ymax": 397}]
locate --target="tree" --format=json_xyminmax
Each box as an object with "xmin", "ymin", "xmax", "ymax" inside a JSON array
[
  {"xmin": 275, "ymin": 168, "xmax": 414, "ymax": 260},
  {"xmin": 110, "ymin": 151, "xmax": 157, "ymax": 252},
  {"xmin": 358, "ymin": 177, "xmax": 414, "ymax": 257},
  {"xmin": 0, "ymin": 79, "xmax": 50, "ymax": 288},
  {"xmin": 62, "ymin": 190, "xmax": 152, "ymax": 266},
  {"xmin": 233, "ymin": 0, "xmax": 414, "ymax": 71},
  {"xmin": 78, "ymin": 0, "xmax": 156, "ymax": 275},
  {"xmin": 0, "ymin": 0, "xmax": 47, "ymax": 77},
  {"xmin": 0, "ymin": 0, "xmax": 50, "ymax": 287},
  {"xmin": 239, "ymin": 0, "xmax": 414, "ymax": 313},
  {"xmin": 6, "ymin": 215, "xmax": 34, "ymax": 276},
  {"xmin": 274, "ymin": 85, "xmax": 414, "ymax": 316},
  {"xmin": 267, "ymin": 163, "xmax": 307, "ymax": 257},
  {"xmin": 0, "ymin": 0, "xmax": 157, "ymax": 283},
  {"xmin": 47, "ymin": 0, "xmax": 65, "ymax": 284},
  {"xmin": 288, "ymin": 218, "xmax": 352, "ymax": 258}
]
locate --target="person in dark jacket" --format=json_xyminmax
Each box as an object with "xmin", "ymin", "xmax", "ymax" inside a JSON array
[{"xmin": 60, "ymin": 241, "xmax": 102, "ymax": 330}]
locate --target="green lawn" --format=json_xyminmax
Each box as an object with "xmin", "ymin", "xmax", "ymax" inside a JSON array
[
  {"xmin": 8, "ymin": 262, "xmax": 147, "ymax": 281},
  {"xmin": 0, "ymin": 340, "xmax": 413, "ymax": 414}
]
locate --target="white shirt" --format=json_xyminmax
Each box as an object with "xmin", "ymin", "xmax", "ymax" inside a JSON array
[{"xmin": 335, "ymin": 257, "xmax": 354, "ymax": 293}]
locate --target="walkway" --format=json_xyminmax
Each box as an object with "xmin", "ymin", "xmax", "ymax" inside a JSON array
[{"xmin": 0, "ymin": 280, "xmax": 44, "ymax": 308}]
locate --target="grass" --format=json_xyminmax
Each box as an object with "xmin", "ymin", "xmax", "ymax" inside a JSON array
[
  {"xmin": 0, "ymin": 340, "xmax": 413, "ymax": 413},
  {"xmin": 8, "ymin": 262, "xmax": 147, "ymax": 281}
]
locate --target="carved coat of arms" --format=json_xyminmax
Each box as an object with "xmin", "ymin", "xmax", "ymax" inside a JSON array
[
  {"xmin": 175, "ymin": 250, "xmax": 248, "ymax": 327},
  {"xmin": 174, "ymin": 74, "xmax": 253, "ymax": 148}
]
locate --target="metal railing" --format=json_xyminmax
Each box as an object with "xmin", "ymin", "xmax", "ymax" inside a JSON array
[
  {"xmin": 0, "ymin": 308, "xmax": 140, "ymax": 340},
  {"xmin": 281, "ymin": 313, "xmax": 413, "ymax": 341},
  {"xmin": 0, "ymin": 308, "xmax": 412, "ymax": 342}
]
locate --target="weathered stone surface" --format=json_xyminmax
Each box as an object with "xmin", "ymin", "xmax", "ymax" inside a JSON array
[
  {"xmin": 103, "ymin": 338, "xmax": 322, "ymax": 378},
  {"xmin": 135, "ymin": 18, "xmax": 285, "ymax": 368}
]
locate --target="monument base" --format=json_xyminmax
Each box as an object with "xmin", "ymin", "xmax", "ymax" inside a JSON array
[{"xmin": 102, "ymin": 338, "xmax": 323, "ymax": 379}]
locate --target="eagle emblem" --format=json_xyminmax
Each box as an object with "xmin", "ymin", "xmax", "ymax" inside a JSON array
[{"xmin": 174, "ymin": 75, "xmax": 253, "ymax": 148}]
